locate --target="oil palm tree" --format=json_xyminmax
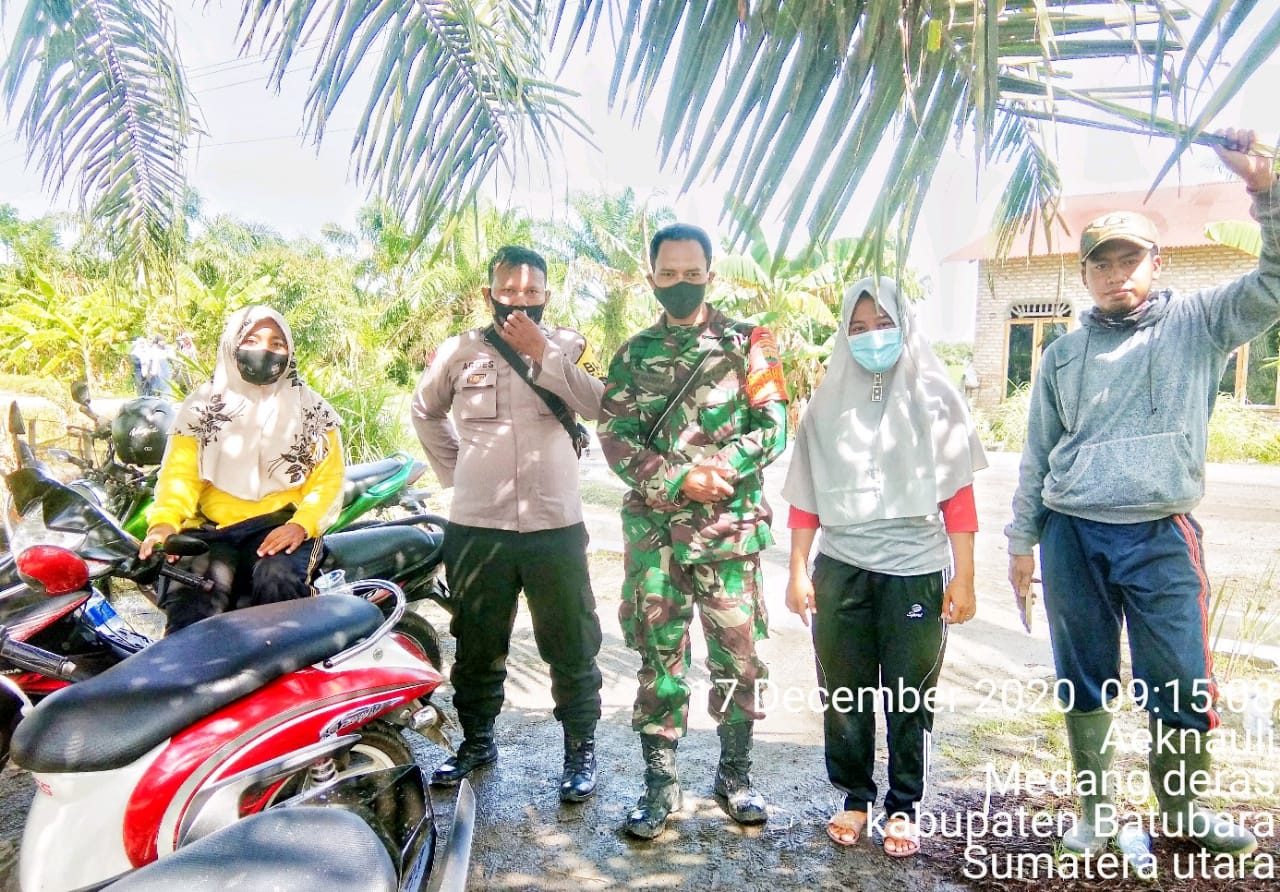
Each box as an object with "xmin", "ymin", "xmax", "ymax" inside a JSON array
[
  {"xmin": 551, "ymin": 187, "xmax": 675, "ymax": 359},
  {"xmin": 4, "ymin": 2, "xmax": 1278, "ymax": 278},
  {"xmin": 2, "ymin": 0, "xmax": 195, "ymax": 281},
  {"xmin": 712, "ymin": 202, "xmax": 919, "ymax": 403}
]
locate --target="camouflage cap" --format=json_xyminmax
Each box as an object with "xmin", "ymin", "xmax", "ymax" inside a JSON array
[{"xmin": 1079, "ymin": 211, "xmax": 1160, "ymax": 260}]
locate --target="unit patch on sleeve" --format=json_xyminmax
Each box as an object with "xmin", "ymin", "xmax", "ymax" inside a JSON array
[
  {"xmin": 746, "ymin": 327, "xmax": 789, "ymax": 407},
  {"xmin": 575, "ymin": 341, "xmax": 605, "ymax": 380}
]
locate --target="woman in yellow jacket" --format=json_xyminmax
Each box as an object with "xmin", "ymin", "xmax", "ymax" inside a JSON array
[{"xmin": 138, "ymin": 305, "xmax": 344, "ymax": 634}]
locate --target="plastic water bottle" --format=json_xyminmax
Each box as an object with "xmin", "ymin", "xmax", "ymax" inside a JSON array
[{"xmin": 314, "ymin": 569, "xmax": 351, "ymax": 596}]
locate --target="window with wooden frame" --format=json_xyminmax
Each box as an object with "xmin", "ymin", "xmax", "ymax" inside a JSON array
[
  {"xmin": 1217, "ymin": 322, "xmax": 1280, "ymax": 407},
  {"xmin": 1005, "ymin": 302, "xmax": 1072, "ymax": 398}
]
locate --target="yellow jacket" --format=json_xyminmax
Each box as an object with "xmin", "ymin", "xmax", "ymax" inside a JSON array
[{"xmin": 146, "ymin": 430, "xmax": 344, "ymax": 539}]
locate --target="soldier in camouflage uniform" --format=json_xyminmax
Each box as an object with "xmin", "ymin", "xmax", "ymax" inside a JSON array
[{"xmin": 598, "ymin": 223, "xmax": 788, "ymax": 839}]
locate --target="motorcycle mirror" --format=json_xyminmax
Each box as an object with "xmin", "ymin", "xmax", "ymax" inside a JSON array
[
  {"xmin": 8, "ymin": 402, "xmax": 26, "ymax": 437},
  {"xmin": 162, "ymin": 533, "xmax": 209, "ymax": 557},
  {"xmin": 71, "ymin": 381, "xmax": 99, "ymax": 422},
  {"xmin": 70, "ymin": 380, "xmax": 91, "ymax": 406}
]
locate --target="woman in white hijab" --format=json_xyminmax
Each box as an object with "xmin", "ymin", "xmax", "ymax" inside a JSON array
[
  {"xmin": 783, "ymin": 277, "xmax": 987, "ymax": 857},
  {"xmin": 139, "ymin": 305, "xmax": 343, "ymax": 634}
]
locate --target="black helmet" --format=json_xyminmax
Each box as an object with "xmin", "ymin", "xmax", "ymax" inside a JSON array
[{"xmin": 111, "ymin": 397, "xmax": 176, "ymax": 466}]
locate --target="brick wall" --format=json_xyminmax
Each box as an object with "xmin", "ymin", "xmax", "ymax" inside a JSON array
[{"xmin": 971, "ymin": 246, "xmax": 1258, "ymax": 409}]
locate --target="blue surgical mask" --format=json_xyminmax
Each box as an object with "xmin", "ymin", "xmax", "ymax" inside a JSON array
[{"xmin": 848, "ymin": 328, "xmax": 903, "ymax": 373}]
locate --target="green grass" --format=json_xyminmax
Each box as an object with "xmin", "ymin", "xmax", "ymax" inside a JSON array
[
  {"xmin": 978, "ymin": 388, "xmax": 1280, "ymax": 464},
  {"xmin": 0, "ymin": 373, "xmax": 77, "ymax": 413}
]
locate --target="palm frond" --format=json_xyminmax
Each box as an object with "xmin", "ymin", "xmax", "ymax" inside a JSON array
[
  {"xmin": 2, "ymin": 0, "xmax": 196, "ymax": 275},
  {"xmin": 1149, "ymin": 7, "xmax": 1280, "ymax": 194},
  {"xmin": 550, "ymin": 0, "xmax": 1278, "ymax": 267},
  {"xmin": 238, "ymin": 0, "xmax": 593, "ymax": 244}
]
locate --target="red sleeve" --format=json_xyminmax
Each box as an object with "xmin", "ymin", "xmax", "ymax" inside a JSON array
[
  {"xmin": 788, "ymin": 505, "xmax": 820, "ymax": 529},
  {"xmin": 940, "ymin": 484, "xmax": 978, "ymax": 533}
]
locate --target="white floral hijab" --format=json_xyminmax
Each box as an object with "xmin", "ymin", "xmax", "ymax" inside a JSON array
[{"xmin": 173, "ymin": 305, "xmax": 340, "ymax": 501}]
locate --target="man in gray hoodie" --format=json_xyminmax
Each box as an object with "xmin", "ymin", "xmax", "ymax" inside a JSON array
[{"xmin": 1008, "ymin": 128, "xmax": 1278, "ymax": 863}]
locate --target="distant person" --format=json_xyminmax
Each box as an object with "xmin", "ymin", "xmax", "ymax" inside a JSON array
[
  {"xmin": 174, "ymin": 331, "xmax": 200, "ymax": 392},
  {"xmin": 783, "ymin": 277, "xmax": 986, "ymax": 857},
  {"xmin": 139, "ymin": 306, "xmax": 343, "ymax": 634},
  {"xmin": 146, "ymin": 335, "xmax": 175, "ymax": 398},
  {"xmin": 129, "ymin": 336, "xmax": 151, "ymax": 396},
  {"xmin": 412, "ymin": 246, "xmax": 606, "ymax": 803},
  {"xmin": 1007, "ymin": 128, "xmax": 1278, "ymax": 861},
  {"xmin": 598, "ymin": 223, "xmax": 789, "ymax": 839},
  {"xmin": 176, "ymin": 332, "xmax": 198, "ymax": 361}
]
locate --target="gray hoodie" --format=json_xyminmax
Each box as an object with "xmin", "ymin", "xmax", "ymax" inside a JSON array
[{"xmin": 1007, "ymin": 182, "xmax": 1280, "ymax": 555}]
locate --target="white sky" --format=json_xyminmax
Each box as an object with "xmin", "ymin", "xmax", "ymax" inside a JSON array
[{"xmin": 2, "ymin": 3, "xmax": 1277, "ymax": 341}]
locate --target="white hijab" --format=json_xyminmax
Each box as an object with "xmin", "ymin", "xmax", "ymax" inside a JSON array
[
  {"xmin": 782, "ymin": 277, "xmax": 987, "ymax": 525},
  {"xmin": 173, "ymin": 305, "xmax": 340, "ymax": 502}
]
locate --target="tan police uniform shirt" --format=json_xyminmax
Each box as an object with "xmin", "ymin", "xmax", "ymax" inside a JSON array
[{"xmin": 411, "ymin": 326, "xmax": 605, "ymax": 532}]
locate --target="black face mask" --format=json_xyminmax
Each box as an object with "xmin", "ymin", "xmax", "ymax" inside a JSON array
[
  {"xmin": 654, "ymin": 281, "xmax": 706, "ymax": 320},
  {"xmin": 235, "ymin": 347, "xmax": 289, "ymax": 386},
  {"xmin": 492, "ymin": 299, "xmax": 544, "ymax": 327}
]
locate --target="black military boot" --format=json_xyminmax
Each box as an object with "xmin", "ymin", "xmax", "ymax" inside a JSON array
[
  {"xmin": 625, "ymin": 735, "xmax": 682, "ymax": 840},
  {"xmin": 430, "ymin": 731, "xmax": 498, "ymax": 787},
  {"xmin": 560, "ymin": 730, "xmax": 597, "ymax": 803},
  {"xmin": 713, "ymin": 722, "xmax": 767, "ymax": 825}
]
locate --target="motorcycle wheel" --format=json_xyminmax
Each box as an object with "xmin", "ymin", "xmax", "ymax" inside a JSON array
[
  {"xmin": 391, "ymin": 610, "xmax": 443, "ymax": 670},
  {"xmin": 256, "ymin": 720, "xmax": 414, "ymax": 810},
  {"xmin": 341, "ymin": 720, "xmax": 415, "ymax": 777}
]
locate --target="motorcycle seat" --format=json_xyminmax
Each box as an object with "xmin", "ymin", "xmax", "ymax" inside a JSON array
[
  {"xmin": 322, "ymin": 524, "xmax": 444, "ymax": 580},
  {"xmin": 342, "ymin": 455, "xmax": 415, "ymax": 507},
  {"xmin": 103, "ymin": 806, "xmax": 397, "ymax": 892},
  {"xmin": 11, "ymin": 596, "xmax": 384, "ymax": 773}
]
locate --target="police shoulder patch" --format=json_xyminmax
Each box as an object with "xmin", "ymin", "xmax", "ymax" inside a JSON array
[
  {"xmin": 575, "ymin": 340, "xmax": 606, "ymax": 380},
  {"xmin": 746, "ymin": 326, "xmax": 788, "ymax": 406}
]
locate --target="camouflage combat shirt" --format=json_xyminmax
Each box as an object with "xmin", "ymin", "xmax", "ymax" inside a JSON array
[{"xmin": 598, "ymin": 306, "xmax": 789, "ymax": 564}]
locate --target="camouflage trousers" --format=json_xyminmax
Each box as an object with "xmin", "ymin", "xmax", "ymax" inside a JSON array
[{"xmin": 619, "ymin": 543, "xmax": 769, "ymax": 739}]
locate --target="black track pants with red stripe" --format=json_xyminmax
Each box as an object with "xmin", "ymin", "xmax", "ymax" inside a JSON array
[{"xmin": 1040, "ymin": 510, "xmax": 1218, "ymax": 731}]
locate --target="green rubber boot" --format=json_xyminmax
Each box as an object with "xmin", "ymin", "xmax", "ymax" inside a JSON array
[
  {"xmin": 1061, "ymin": 708, "xmax": 1119, "ymax": 856},
  {"xmin": 1149, "ymin": 718, "xmax": 1256, "ymax": 855}
]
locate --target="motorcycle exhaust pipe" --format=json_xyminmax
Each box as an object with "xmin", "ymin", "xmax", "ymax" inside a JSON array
[{"xmin": 408, "ymin": 704, "xmax": 456, "ymax": 755}]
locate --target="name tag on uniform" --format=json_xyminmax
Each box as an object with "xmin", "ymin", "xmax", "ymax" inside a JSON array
[{"xmin": 461, "ymin": 369, "xmax": 494, "ymax": 387}]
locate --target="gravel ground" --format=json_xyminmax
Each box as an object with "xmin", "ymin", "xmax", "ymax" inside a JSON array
[{"xmin": 1, "ymin": 449, "xmax": 1278, "ymax": 890}]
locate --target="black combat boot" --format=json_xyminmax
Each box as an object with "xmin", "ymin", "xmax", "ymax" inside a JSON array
[
  {"xmin": 430, "ymin": 729, "xmax": 498, "ymax": 787},
  {"xmin": 713, "ymin": 722, "xmax": 767, "ymax": 825},
  {"xmin": 560, "ymin": 730, "xmax": 597, "ymax": 803},
  {"xmin": 625, "ymin": 735, "xmax": 682, "ymax": 839}
]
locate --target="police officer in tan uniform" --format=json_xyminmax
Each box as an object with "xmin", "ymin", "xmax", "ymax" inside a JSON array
[{"xmin": 412, "ymin": 246, "xmax": 606, "ymax": 803}]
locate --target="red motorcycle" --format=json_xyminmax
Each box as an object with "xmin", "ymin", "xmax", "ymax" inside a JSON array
[
  {"xmin": 0, "ymin": 462, "xmax": 453, "ymax": 761},
  {"xmin": 1, "ymin": 575, "xmax": 469, "ymax": 891}
]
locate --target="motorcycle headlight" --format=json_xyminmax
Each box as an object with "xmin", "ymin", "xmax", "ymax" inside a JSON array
[{"xmin": 16, "ymin": 545, "xmax": 89, "ymax": 596}]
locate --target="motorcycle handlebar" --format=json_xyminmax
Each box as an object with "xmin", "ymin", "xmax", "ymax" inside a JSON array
[
  {"xmin": 0, "ymin": 631, "xmax": 81, "ymax": 681},
  {"xmin": 159, "ymin": 564, "xmax": 222, "ymax": 594}
]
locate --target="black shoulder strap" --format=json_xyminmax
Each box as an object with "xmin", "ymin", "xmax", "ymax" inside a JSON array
[
  {"xmin": 642, "ymin": 321, "xmax": 753, "ymax": 448},
  {"xmin": 483, "ymin": 327, "xmax": 584, "ymax": 456}
]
